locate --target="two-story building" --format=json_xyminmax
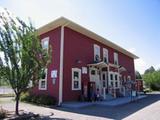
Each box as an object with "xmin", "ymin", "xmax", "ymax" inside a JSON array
[{"xmin": 32, "ymin": 17, "xmax": 139, "ymax": 105}]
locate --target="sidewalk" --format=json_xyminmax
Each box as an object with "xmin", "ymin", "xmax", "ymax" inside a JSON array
[
  {"xmin": 62, "ymin": 95, "xmax": 147, "ymax": 108},
  {"xmin": 96, "ymin": 95, "xmax": 147, "ymax": 106}
]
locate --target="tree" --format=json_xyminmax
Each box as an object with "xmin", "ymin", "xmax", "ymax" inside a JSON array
[
  {"xmin": 135, "ymin": 71, "xmax": 142, "ymax": 79},
  {"xmin": 144, "ymin": 66, "xmax": 155, "ymax": 74},
  {"xmin": 0, "ymin": 9, "xmax": 51, "ymax": 115},
  {"xmin": 143, "ymin": 70, "xmax": 160, "ymax": 91}
]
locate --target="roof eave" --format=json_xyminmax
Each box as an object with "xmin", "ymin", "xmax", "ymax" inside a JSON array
[{"xmin": 37, "ymin": 17, "xmax": 139, "ymax": 59}]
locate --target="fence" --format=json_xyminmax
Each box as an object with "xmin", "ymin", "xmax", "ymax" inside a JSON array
[{"xmin": 0, "ymin": 86, "xmax": 14, "ymax": 95}]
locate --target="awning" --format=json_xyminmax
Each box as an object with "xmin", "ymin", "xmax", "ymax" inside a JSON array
[
  {"xmin": 87, "ymin": 61, "xmax": 108, "ymax": 68},
  {"xmin": 119, "ymin": 66, "xmax": 127, "ymax": 73}
]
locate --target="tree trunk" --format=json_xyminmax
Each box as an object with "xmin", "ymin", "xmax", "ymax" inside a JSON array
[{"xmin": 15, "ymin": 93, "xmax": 20, "ymax": 115}]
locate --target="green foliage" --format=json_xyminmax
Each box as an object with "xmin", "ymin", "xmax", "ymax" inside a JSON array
[
  {"xmin": 21, "ymin": 92, "xmax": 57, "ymax": 105},
  {"xmin": 0, "ymin": 107, "xmax": 7, "ymax": 119},
  {"xmin": 0, "ymin": 79, "xmax": 10, "ymax": 86},
  {"xmin": 135, "ymin": 71, "xmax": 142, "ymax": 79},
  {"xmin": 143, "ymin": 70, "xmax": 160, "ymax": 91},
  {"xmin": 0, "ymin": 9, "xmax": 52, "ymax": 115},
  {"xmin": 144, "ymin": 66, "xmax": 155, "ymax": 74}
]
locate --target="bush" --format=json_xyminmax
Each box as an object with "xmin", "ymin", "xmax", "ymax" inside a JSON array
[
  {"xmin": 0, "ymin": 107, "xmax": 7, "ymax": 119},
  {"xmin": 150, "ymin": 84, "xmax": 160, "ymax": 91},
  {"xmin": 143, "ymin": 71, "xmax": 160, "ymax": 91},
  {"xmin": 21, "ymin": 92, "xmax": 57, "ymax": 105}
]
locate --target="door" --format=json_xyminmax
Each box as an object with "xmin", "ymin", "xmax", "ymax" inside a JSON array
[
  {"xmin": 101, "ymin": 71, "xmax": 108, "ymax": 99},
  {"xmin": 88, "ymin": 82, "xmax": 96, "ymax": 101},
  {"xmin": 89, "ymin": 68, "xmax": 100, "ymax": 90}
]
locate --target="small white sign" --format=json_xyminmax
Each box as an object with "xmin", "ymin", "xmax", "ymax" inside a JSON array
[
  {"xmin": 52, "ymin": 78, "xmax": 56, "ymax": 84},
  {"xmin": 51, "ymin": 70, "xmax": 57, "ymax": 78},
  {"xmin": 82, "ymin": 67, "xmax": 87, "ymax": 74},
  {"xmin": 132, "ymin": 91, "xmax": 136, "ymax": 97}
]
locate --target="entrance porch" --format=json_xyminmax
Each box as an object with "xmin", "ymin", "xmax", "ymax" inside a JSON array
[{"xmin": 87, "ymin": 62, "xmax": 126, "ymax": 100}]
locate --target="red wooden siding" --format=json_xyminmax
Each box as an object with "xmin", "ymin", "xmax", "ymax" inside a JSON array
[
  {"xmin": 32, "ymin": 27, "xmax": 61, "ymax": 101},
  {"xmin": 63, "ymin": 27, "xmax": 136, "ymax": 101}
]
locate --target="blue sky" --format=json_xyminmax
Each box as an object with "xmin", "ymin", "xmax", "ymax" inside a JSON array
[{"xmin": 0, "ymin": 0, "xmax": 160, "ymax": 74}]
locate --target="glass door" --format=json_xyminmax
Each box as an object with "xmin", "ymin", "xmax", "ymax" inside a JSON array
[{"xmin": 101, "ymin": 71, "xmax": 108, "ymax": 99}]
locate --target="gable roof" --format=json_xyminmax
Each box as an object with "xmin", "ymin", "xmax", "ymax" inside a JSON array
[{"xmin": 37, "ymin": 17, "xmax": 139, "ymax": 59}]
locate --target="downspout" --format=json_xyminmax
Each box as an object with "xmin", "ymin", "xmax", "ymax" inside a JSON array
[
  {"xmin": 58, "ymin": 26, "xmax": 64, "ymax": 106},
  {"xmin": 58, "ymin": 22, "xmax": 69, "ymax": 106}
]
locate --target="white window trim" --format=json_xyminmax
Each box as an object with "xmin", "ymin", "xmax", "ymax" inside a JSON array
[
  {"xmin": 39, "ymin": 69, "xmax": 48, "ymax": 90},
  {"xmin": 109, "ymin": 72, "xmax": 120, "ymax": 88},
  {"xmin": 114, "ymin": 72, "xmax": 120, "ymax": 88},
  {"xmin": 109, "ymin": 71, "xmax": 114, "ymax": 87},
  {"xmin": 27, "ymin": 80, "xmax": 33, "ymax": 88},
  {"xmin": 114, "ymin": 52, "xmax": 118, "ymax": 65},
  {"xmin": 41, "ymin": 37, "xmax": 49, "ymax": 51},
  {"xmin": 103, "ymin": 48, "xmax": 108, "ymax": 63},
  {"xmin": 89, "ymin": 67, "xmax": 98, "ymax": 75},
  {"xmin": 72, "ymin": 68, "xmax": 81, "ymax": 90},
  {"xmin": 94, "ymin": 44, "xmax": 101, "ymax": 61}
]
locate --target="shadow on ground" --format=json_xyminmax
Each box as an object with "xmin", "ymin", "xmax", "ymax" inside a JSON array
[{"xmin": 54, "ymin": 93, "xmax": 160, "ymax": 120}]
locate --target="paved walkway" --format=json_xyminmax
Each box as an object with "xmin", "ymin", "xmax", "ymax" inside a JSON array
[
  {"xmin": 1, "ymin": 98, "xmax": 110, "ymax": 120},
  {"xmin": 62, "ymin": 95, "xmax": 147, "ymax": 108},
  {"xmin": 1, "ymin": 93, "xmax": 160, "ymax": 120}
]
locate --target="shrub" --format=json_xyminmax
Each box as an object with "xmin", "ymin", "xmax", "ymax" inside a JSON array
[
  {"xmin": 21, "ymin": 92, "xmax": 57, "ymax": 105},
  {"xmin": 150, "ymin": 84, "xmax": 160, "ymax": 91},
  {"xmin": 21, "ymin": 92, "xmax": 30, "ymax": 101},
  {"xmin": 0, "ymin": 107, "xmax": 7, "ymax": 119}
]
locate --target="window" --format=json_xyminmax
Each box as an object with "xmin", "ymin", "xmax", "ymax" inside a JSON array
[
  {"xmin": 111, "ymin": 82, "xmax": 113, "ymax": 87},
  {"xmin": 27, "ymin": 80, "xmax": 33, "ymax": 88},
  {"xmin": 91, "ymin": 70, "xmax": 96, "ymax": 75},
  {"xmin": 94, "ymin": 44, "xmax": 100, "ymax": 62},
  {"xmin": 114, "ymin": 73, "xmax": 119, "ymax": 88},
  {"xmin": 109, "ymin": 72, "xmax": 120, "ymax": 88},
  {"xmin": 41, "ymin": 37, "xmax": 49, "ymax": 50},
  {"xmin": 115, "ymin": 82, "xmax": 118, "ymax": 87},
  {"xmin": 103, "ymin": 48, "xmax": 108, "ymax": 63},
  {"xmin": 72, "ymin": 68, "xmax": 81, "ymax": 90},
  {"xmin": 114, "ymin": 52, "xmax": 118, "ymax": 65},
  {"xmin": 110, "ymin": 74, "xmax": 113, "ymax": 80},
  {"xmin": 39, "ymin": 69, "xmax": 47, "ymax": 90},
  {"xmin": 115, "ymin": 74, "xmax": 118, "ymax": 81}
]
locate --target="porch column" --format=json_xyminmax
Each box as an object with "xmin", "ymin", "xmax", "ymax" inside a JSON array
[{"xmin": 107, "ymin": 65, "xmax": 110, "ymax": 94}]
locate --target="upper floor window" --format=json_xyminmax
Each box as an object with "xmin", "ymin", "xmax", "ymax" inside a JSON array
[
  {"xmin": 72, "ymin": 68, "xmax": 81, "ymax": 90},
  {"xmin": 41, "ymin": 37, "xmax": 49, "ymax": 50},
  {"xmin": 114, "ymin": 52, "xmax": 118, "ymax": 65},
  {"xmin": 103, "ymin": 48, "xmax": 108, "ymax": 63},
  {"xmin": 94, "ymin": 44, "xmax": 100, "ymax": 62}
]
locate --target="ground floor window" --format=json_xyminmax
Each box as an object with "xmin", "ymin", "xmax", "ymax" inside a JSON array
[
  {"xmin": 39, "ymin": 69, "xmax": 47, "ymax": 90},
  {"xmin": 72, "ymin": 68, "xmax": 81, "ymax": 90},
  {"xmin": 109, "ymin": 72, "xmax": 120, "ymax": 88}
]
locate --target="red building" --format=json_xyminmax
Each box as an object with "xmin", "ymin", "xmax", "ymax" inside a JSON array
[
  {"xmin": 135, "ymin": 79, "xmax": 143, "ymax": 92},
  {"xmin": 32, "ymin": 17, "xmax": 139, "ymax": 105}
]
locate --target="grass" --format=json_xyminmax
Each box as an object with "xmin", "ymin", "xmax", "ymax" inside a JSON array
[{"xmin": 0, "ymin": 93, "xmax": 15, "ymax": 98}]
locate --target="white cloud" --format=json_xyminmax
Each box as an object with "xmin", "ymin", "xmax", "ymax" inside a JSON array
[
  {"xmin": 0, "ymin": 52, "xmax": 4, "ymax": 64},
  {"xmin": 128, "ymin": 47, "xmax": 136, "ymax": 54},
  {"xmin": 127, "ymin": 48, "xmax": 149, "ymax": 74},
  {"xmin": 135, "ymin": 58, "xmax": 150, "ymax": 74},
  {"xmin": 155, "ymin": 64, "xmax": 160, "ymax": 70}
]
